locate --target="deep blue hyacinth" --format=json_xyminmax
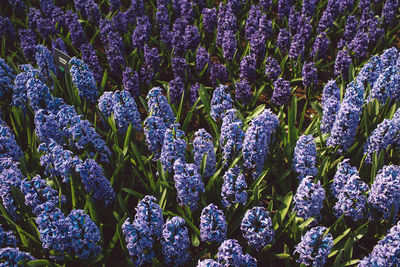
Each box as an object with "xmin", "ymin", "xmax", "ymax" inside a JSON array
[
  {"xmin": 112, "ymin": 90, "xmax": 142, "ymax": 132},
  {"xmin": 122, "ymin": 217, "xmax": 154, "ymax": 266},
  {"xmin": 343, "ymin": 79, "xmax": 365, "ymax": 108},
  {"xmin": 322, "ymin": 80, "xmax": 341, "ymax": 108},
  {"xmin": 321, "ymin": 83, "xmax": 341, "ymax": 134},
  {"xmin": 221, "ymin": 165, "xmax": 247, "ymax": 208},
  {"xmin": 106, "ymin": 31, "xmax": 125, "ymax": 75},
  {"xmin": 144, "ymin": 116, "xmax": 167, "ymax": 158},
  {"xmin": 245, "ymin": 5, "xmax": 261, "ymax": 40},
  {"xmin": 0, "ymin": 124, "xmax": 23, "ymax": 161},
  {"xmin": 123, "ymin": 67, "xmax": 140, "ymax": 99},
  {"xmin": 0, "ymin": 247, "xmax": 35, "ymax": 265},
  {"xmin": 210, "ymin": 85, "xmax": 233, "ymax": 120},
  {"xmin": 196, "ymin": 46, "xmax": 210, "ymax": 74},
  {"xmin": 20, "ymin": 175, "xmax": 66, "ymax": 215},
  {"xmin": 222, "ymin": 30, "xmax": 237, "ymax": 61},
  {"xmin": 311, "ymin": 32, "xmax": 330, "ymax": 59},
  {"xmin": 160, "ymin": 124, "xmax": 186, "ymax": 172},
  {"xmin": 132, "ymin": 16, "xmax": 151, "ymax": 51},
  {"xmin": 0, "ymin": 58, "xmax": 15, "ymax": 97},
  {"xmin": 271, "ymin": 78, "xmax": 291, "ymax": 106},
  {"xmin": 161, "ymin": 216, "xmax": 191, "ymax": 266},
  {"xmin": 172, "ymin": 57, "xmax": 187, "ymax": 79},
  {"xmin": 38, "ymin": 140, "xmax": 81, "ymax": 183},
  {"xmin": 81, "ymin": 43, "xmax": 103, "ymax": 84},
  {"xmin": 173, "ymin": 159, "xmax": 204, "ymax": 211},
  {"xmin": 98, "ymin": 91, "xmax": 114, "ymax": 118},
  {"xmin": 240, "ymin": 55, "xmax": 256, "ymax": 81},
  {"xmin": 184, "ymin": 24, "xmax": 200, "ymax": 51},
  {"xmin": 35, "ymin": 109, "xmax": 64, "ymax": 141},
  {"xmin": 277, "ymin": 29, "xmax": 291, "ymax": 52},
  {"xmin": 364, "ymin": 119, "xmax": 400, "ymax": 164},
  {"xmin": 293, "ymin": 176, "xmax": 325, "ymax": 221},
  {"xmin": 220, "ymin": 109, "xmax": 245, "ymax": 166},
  {"xmin": 0, "ymin": 16, "xmax": 16, "ymax": 41},
  {"xmin": 235, "ymin": 79, "xmax": 252, "ymax": 104},
  {"xmin": 302, "ymin": 62, "xmax": 317, "ymax": 88},
  {"xmin": 193, "ymin": 129, "xmax": 216, "ymax": 179},
  {"xmin": 202, "ymin": 8, "xmax": 217, "ymax": 34},
  {"xmin": 200, "ymin": 204, "xmax": 227, "ymax": 243},
  {"xmin": 293, "ymin": 135, "xmax": 318, "ymax": 180},
  {"xmin": 333, "ymin": 174, "xmax": 369, "ymax": 221},
  {"xmin": 359, "ymin": 220, "xmax": 400, "ymax": 266},
  {"xmin": 294, "ymin": 226, "xmax": 333, "ymax": 267},
  {"xmin": 35, "ymin": 44, "xmax": 57, "ymax": 82},
  {"xmin": 330, "ymin": 159, "xmax": 358, "ymax": 198},
  {"xmin": 134, "ymin": 195, "xmax": 164, "ymax": 239},
  {"xmin": 241, "ymin": 206, "xmax": 274, "ymax": 250},
  {"xmin": 349, "ymin": 30, "xmax": 369, "ymax": 59},
  {"xmin": 0, "ymin": 224, "xmax": 16, "ymax": 248},
  {"xmin": 147, "ymin": 87, "xmax": 175, "ymax": 127},
  {"xmin": 250, "ymin": 30, "xmax": 266, "ymax": 59},
  {"xmin": 75, "ymin": 159, "xmax": 115, "ymax": 207},
  {"xmin": 69, "ymin": 57, "xmax": 97, "ymax": 103},
  {"xmin": 265, "ymin": 57, "xmax": 281, "ymax": 81},
  {"xmin": 11, "ymin": 64, "xmax": 38, "ymax": 109},
  {"xmin": 190, "ymin": 83, "xmax": 200, "ymax": 105},
  {"xmin": 210, "ymin": 63, "xmax": 229, "ymax": 86},
  {"xmin": 368, "ymin": 165, "xmax": 400, "ymax": 219},
  {"xmin": 169, "ymin": 76, "xmax": 185, "ymax": 104},
  {"xmin": 368, "ymin": 66, "xmax": 400, "ymax": 104},
  {"xmin": 242, "ymin": 109, "xmax": 279, "ymax": 179},
  {"xmin": 18, "ymin": 29, "xmax": 37, "ymax": 63},
  {"xmin": 65, "ymin": 10, "xmax": 86, "ymax": 49}
]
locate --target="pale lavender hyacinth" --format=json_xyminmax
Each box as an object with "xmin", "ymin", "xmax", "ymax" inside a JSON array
[
  {"xmin": 210, "ymin": 85, "xmax": 233, "ymax": 120},
  {"xmin": 200, "ymin": 204, "xmax": 227, "ymax": 243},
  {"xmin": 330, "ymin": 159, "xmax": 358, "ymax": 198},
  {"xmin": 292, "ymin": 135, "xmax": 318, "ymax": 180},
  {"xmin": 293, "ymin": 176, "xmax": 325, "ymax": 221}
]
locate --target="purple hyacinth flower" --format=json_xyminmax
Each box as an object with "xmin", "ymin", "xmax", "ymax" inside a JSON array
[
  {"xmin": 293, "ymin": 176, "xmax": 325, "ymax": 221},
  {"xmin": 271, "ymin": 78, "xmax": 291, "ymax": 106},
  {"xmin": 293, "ymin": 135, "xmax": 318, "ymax": 180},
  {"xmin": 200, "ymin": 204, "xmax": 227, "ymax": 243},
  {"xmin": 161, "ymin": 217, "xmax": 191, "ymax": 266},
  {"xmin": 210, "ymin": 85, "xmax": 233, "ymax": 120},
  {"xmin": 241, "ymin": 206, "xmax": 274, "ymax": 250},
  {"xmin": 221, "ymin": 166, "xmax": 247, "ymax": 208}
]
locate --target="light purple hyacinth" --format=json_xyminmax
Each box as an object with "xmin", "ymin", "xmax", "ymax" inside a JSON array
[
  {"xmin": 293, "ymin": 176, "xmax": 325, "ymax": 221},
  {"xmin": 368, "ymin": 66, "xmax": 400, "ymax": 104},
  {"xmin": 242, "ymin": 109, "xmax": 279, "ymax": 179},
  {"xmin": 294, "ymin": 226, "xmax": 333, "ymax": 267},
  {"xmin": 277, "ymin": 29, "xmax": 291, "ymax": 52},
  {"xmin": 69, "ymin": 57, "xmax": 98, "ymax": 103},
  {"xmin": 197, "ymin": 259, "xmax": 221, "ymax": 267},
  {"xmin": 241, "ymin": 206, "xmax": 274, "ymax": 250},
  {"xmin": 173, "ymin": 159, "xmax": 204, "ymax": 211},
  {"xmin": 210, "ymin": 85, "xmax": 233, "ymax": 120},
  {"xmin": 161, "ymin": 216, "xmax": 191, "ymax": 266},
  {"xmin": 200, "ymin": 204, "xmax": 227, "ymax": 243},
  {"xmin": 220, "ymin": 109, "xmax": 245, "ymax": 166},
  {"xmin": 144, "ymin": 115, "xmax": 167, "ymax": 158},
  {"xmin": 221, "ymin": 166, "xmax": 247, "ymax": 208},
  {"xmin": 330, "ymin": 158, "xmax": 359, "ymax": 199},
  {"xmin": 134, "ymin": 195, "xmax": 164, "ymax": 239},
  {"xmin": 334, "ymin": 173, "xmax": 369, "ymax": 221},
  {"xmin": 321, "ymin": 80, "xmax": 341, "ymax": 134},
  {"xmin": 358, "ymin": 220, "xmax": 400, "ymax": 266},
  {"xmin": 196, "ymin": 46, "xmax": 210, "ymax": 74},
  {"xmin": 160, "ymin": 124, "xmax": 186, "ymax": 173},
  {"xmin": 349, "ymin": 31, "xmax": 369, "ymax": 59},
  {"xmin": 311, "ymin": 32, "xmax": 330, "ymax": 59},
  {"xmin": 217, "ymin": 239, "xmax": 257, "ymax": 266},
  {"xmin": 368, "ymin": 165, "xmax": 400, "ymax": 219},
  {"xmin": 380, "ymin": 47, "xmax": 399, "ymax": 69},
  {"xmin": 193, "ymin": 129, "xmax": 216, "ymax": 179},
  {"xmin": 293, "ymin": 135, "xmax": 318, "ymax": 180},
  {"xmin": 147, "ymin": 87, "xmax": 175, "ymax": 127}
]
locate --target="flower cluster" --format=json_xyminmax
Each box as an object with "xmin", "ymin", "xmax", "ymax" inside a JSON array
[
  {"xmin": 293, "ymin": 176, "xmax": 325, "ymax": 221},
  {"xmin": 242, "ymin": 109, "xmax": 279, "ymax": 179},
  {"xmin": 217, "ymin": 239, "xmax": 257, "ymax": 266},
  {"xmin": 241, "ymin": 206, "xmax": 274, "ymax": 250},
  {"xmin": 69, "ymin": 57, "xmax": 98, "ymax": 103},
  {"xmin": 173, "ymin": 159, "xmax": 204, "ymax": 211},
  {"xmin": 160, "ymin": 124, "xmax": 186, "ymax": 172},
  {"xmin": 210, "ymin": 85, "xmax": 233, "ymax": 120},
  {"xmin": 294, "ymin": 226, "xmax": 333, "ymax": 267},
  {"xmin": 321, "ymin": 80, "xmax": 341, "ymax": 133},
  {"xmin": 161, "ymin": 216, "xmax": 191, "ymax": 266},
  {"xmin": 292, "ymin": 135, "xmax": 318, "ymax": 180},
  {"xmin": 193, "ymin": 129, "xmax": 216, "ymax": 179},
  {"xmin": 330, "ymin": 159, "xmax": 358, "ymax": 198},
  {"xmin": 200, "ymin": 204, "xmax": 227, "ymax": 243},
  {"xmin": 220, "ymin": 109, "xmax": 245, "ymax": 166},
  {"xmin": 221, "ymin": 166, "xmax": 248, "ymax": 208}
]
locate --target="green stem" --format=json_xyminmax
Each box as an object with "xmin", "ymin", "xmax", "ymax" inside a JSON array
[
  {"xmin": 70, "ymin": 175, "xmax": 77, "ymax": 209},
  {"xmin": 86, "ymin": 195, "xmax": 99, "ymax": 225}
]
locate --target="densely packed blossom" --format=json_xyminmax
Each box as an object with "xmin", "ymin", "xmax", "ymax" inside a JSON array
[
  {"xmin": 334, "ymin": 48, "xmax": 352, "ymax": 78},
  {"xmin": 241, "ymin": 206, "xmax": 274, "ymax": 250},
  {"xmin": 271, "ymin": 78, "xmax": 291, "ymax": 106},
  {"xmin": 210, "ymin": 85, "xmax": 233, "ymax": 120},
  {"xmin": 293, "ymin": 135, "xmax": 318, "ymax": 180},
  {"xmin": 217, "ymin": 239, "xmax": 256, "ymax": 266},
  {"xmin": 144, "ymin": 115, "xmax": 167, "ymax": 158},
  {"xmin": 359, "ymin": 220, "xmax": 400, "ymax": 266},
  {"xmin": 200, "ymin": 204, "xmax": 227, "ymax": 243},
  {"xmin": 242, "ymin": 109, "xmax": 279, "ymax": 179},
  {"xmin": 368, "ymin": 165, "xmax": 400, "ymax": 219},
  {"xmin": 293, "ymin": 176, "xmax": 325, "ymax": 221},
  {"xmin": 160, "ymin": 124, "xmax": 186, "ymax": 172},
  {"xmin": 368, "ymin": 66, "xmax": 400, "ymax": 104},
  {"xmin": 161, "ymin": 216, "xmax": 191, "ymax": 266},
  {"xmin": 302, "ymin": 62, "xmax": 317, "ymax": 88},
  {"xmin": 122, "ymin": 67, "xmax": 140, "ymax": 99},
  {"xmin": 240, "ymin": 55, "xmax": 256, "ymax": 81},
  {"xmin": 122, "ymin": 217, "xmax": 154, "ymax": 265},
  {"xmin": 0, "ymin": 247, "xmax": 35, "ymax": 265},
  {"xmin": 0, "ymin": 59, "xmax": 15, "ymax": 97},
  {"xmin": 75, "ymin": 159, "xmax": 116, "ymax": 207},
  {"xmin": 235, "ymin": 79, "xmax": 251, "ymax": 104},
  {"xmin": 146, "ymin": 87, "xmax": 175, "ymax": 127},
  {"xmin": 173, "ymin": 159, "xmax": 204, "ymax": 211},
  {"xmin": 0, "ymin": 224, "xmax": 16, "ymax": 248},
  {"xmin": 193, "ymin": 129, "xmax": 216, "ymax": 179},
  {"xmin": 321, "ymin": 80, "xmax": 341, "ymax": 133},
  {"xmin": 35, "ymin": 44, "xmax": 57, "ymax": 81},
  {"xmin": 0, "ymin": 124, "xmax": 23, "ymax": 161},
  {"xmin": 134, "ymin": 195, "xmax": 164, "ymax": 239},
  {"xmin": 221, "ymin": 166, "xmax": 247, "ymax": 208},
  {"xmin": 220, "ymin": 109, "xmax": 245, "ymax": 166},
  {"xmin": 294, "ymin": 226, "xmax": 333, "ymax": 267},
  {"xmin": 334, "ymin": 174, "xmax": 369, "ymax": 221},
  {"xmin": 265, "ymin": 57, "xmax": 281, "ymax": 81},
  {"xmin": 330, "ymin": 159, "xmax": 359, "ymax": 198},
  {"xmin": 0, "ymin": 159, "xmax": 23, "ymax": 220},
  {"xmin": 69, "ymin": 57, "xmax": 98, "ymax": 103}
]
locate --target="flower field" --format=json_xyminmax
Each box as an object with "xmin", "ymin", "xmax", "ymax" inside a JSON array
[{"xmin": 1, "ymin": 0, "xmax": 400, "ymax": 266}]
